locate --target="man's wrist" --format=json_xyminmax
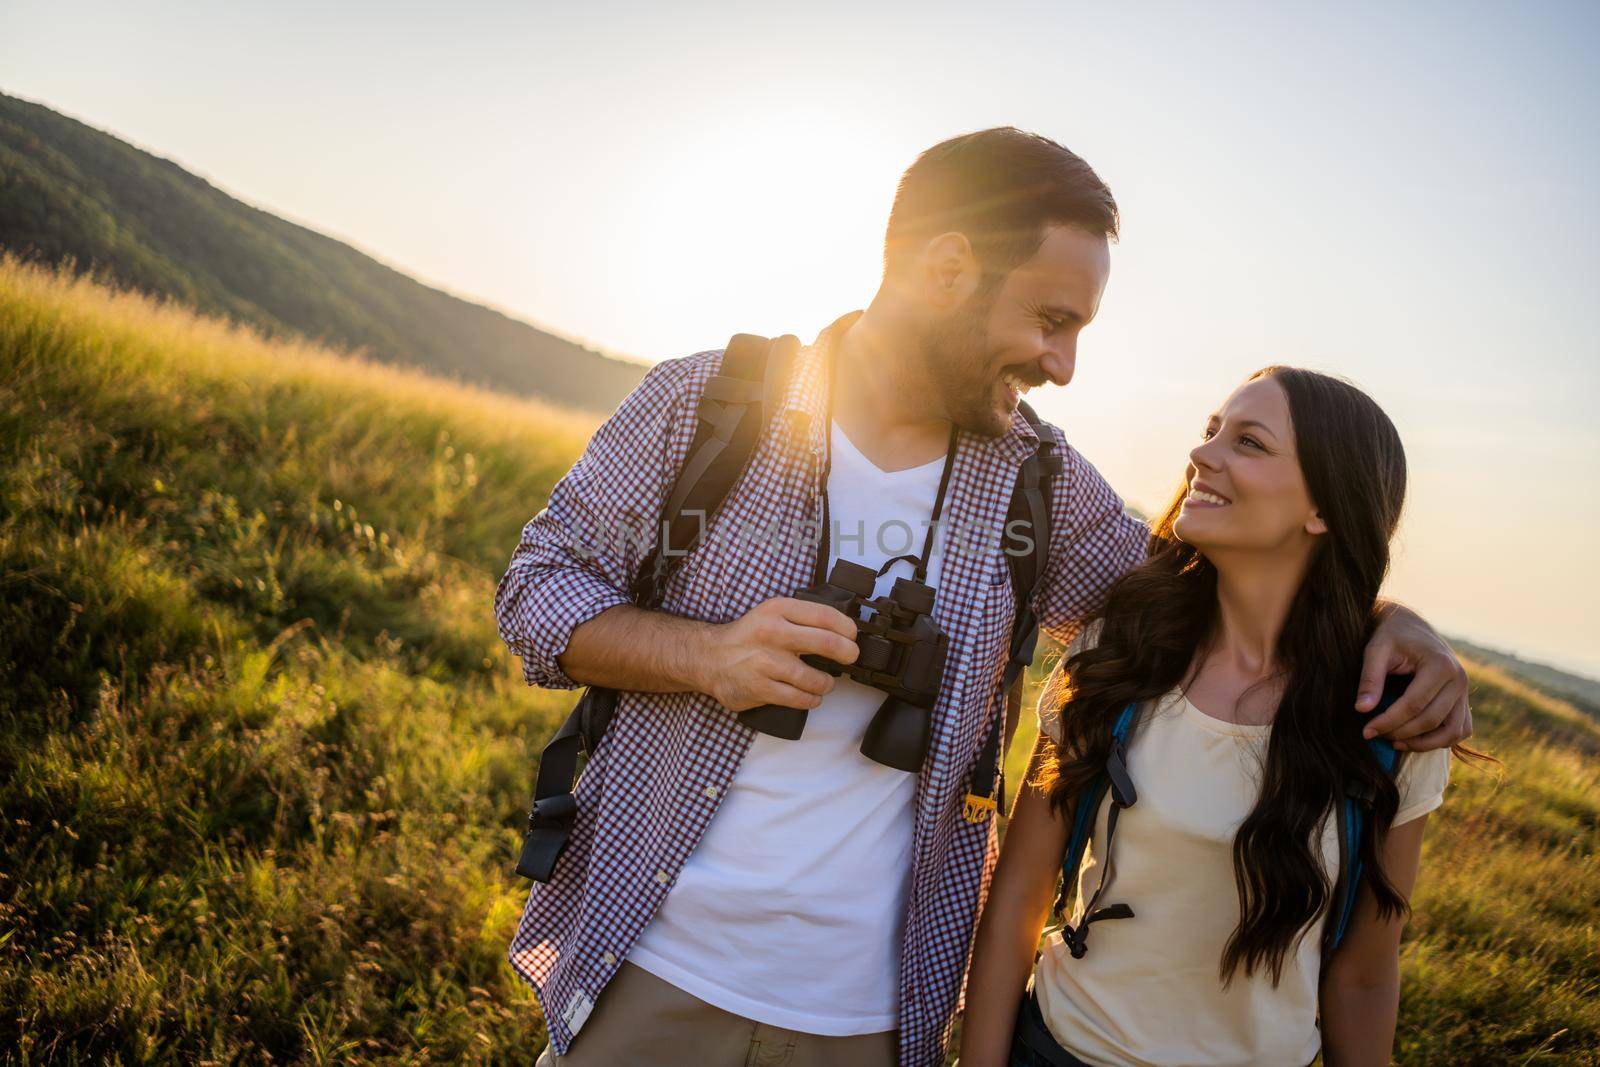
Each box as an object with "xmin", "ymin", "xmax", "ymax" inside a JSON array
[
  {"xmin": 1373, "ymin": 597, "xmax": 1404, "ymax": 623},
  {"xmin": 671, "ymin": 618, "xmax": 721, "ymax": 696}
]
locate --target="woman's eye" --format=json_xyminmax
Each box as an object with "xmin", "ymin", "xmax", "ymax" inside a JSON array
[
  {"xmin": 1240, "ymin": 435, "xmax": 1263, "ymax": 450},
  {"xmin": 1201, "ymin": 427, "xmax": 1217, "ymax": 441}
]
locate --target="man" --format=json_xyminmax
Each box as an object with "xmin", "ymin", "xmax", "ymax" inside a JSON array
[{"xmin": 494, "ymin": 128, "xmax": 1472, "ymax": 1067}]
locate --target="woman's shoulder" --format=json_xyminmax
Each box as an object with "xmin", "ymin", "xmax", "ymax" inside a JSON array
[
  {"xmin": 1392, "ymin": 745, "xmax": 1452, "ymax": 827},
  {"xmin": 1065, "ymin": 618, "xmax": 1106, "ymax": 659},
  {"xmin": 1036, "ymin": 619, "xmax": 1107, "ymax": 744}
]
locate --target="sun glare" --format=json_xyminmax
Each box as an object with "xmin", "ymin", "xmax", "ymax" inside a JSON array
[{"xmin": 612, "ymin": 109, "xmax": 904, "ymax": 356}]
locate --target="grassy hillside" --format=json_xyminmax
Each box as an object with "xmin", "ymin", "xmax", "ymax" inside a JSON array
[
  {"xmin": 0, "ymin": 257, "xmax": 591, "ymax": 1063},
  {"xmin": 0, "ymin": 91, "xmax": 647, "ymax": 414},
  {"xmin": 1446, "ymin": 637, "xmax": 1600, "ymax": 722},
  {"xmin": 1, "ymin": 259, "xmax": 1596, "ymax": 1064}
]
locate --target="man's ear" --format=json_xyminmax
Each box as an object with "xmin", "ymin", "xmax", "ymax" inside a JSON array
[
  {"xmin": 1306, "ymin": 510, "xmax": 1329, "ymax": 536},
  {"xmin": 921, "ymin": 232, "xmax": 980, "ymax": 310}
]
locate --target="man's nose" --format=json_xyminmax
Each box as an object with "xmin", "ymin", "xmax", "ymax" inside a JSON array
[{"xmin": 1039, "ymin": 341, "xmax": 1076, "ymax": 387}]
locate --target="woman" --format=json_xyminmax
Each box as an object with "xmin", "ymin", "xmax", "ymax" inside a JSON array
[{"xmin": 960, "ymin": 366, "xmax": 1458, "ymax": 1067}]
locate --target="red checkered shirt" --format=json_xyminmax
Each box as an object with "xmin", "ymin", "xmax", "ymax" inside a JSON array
[{"xmin": 493, "ymin": 314, "xmax": 1147, "ymax": 1065}]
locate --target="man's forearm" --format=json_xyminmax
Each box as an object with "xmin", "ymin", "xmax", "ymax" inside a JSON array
[
  {"xmin": 553, "ymin": 596, "xmax": 859, "ymax": 714},
  {"xmin": 557, "ymin": 604, "xmax": 716, "ymax": 695}
]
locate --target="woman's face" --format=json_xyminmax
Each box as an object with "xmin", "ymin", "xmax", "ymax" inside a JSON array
[{"xmin": 1172, "ymin": 376, "xmax": 1327, "ymax": 557}]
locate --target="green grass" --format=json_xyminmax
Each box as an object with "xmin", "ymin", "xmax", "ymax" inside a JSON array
[
  {"xmin": 0, "ymin": 257, "xmax": 589, "ymax": 1063},
  {"xmin": 2, "ymin": 257, "xmax": 1597, "ymax": 1064}
]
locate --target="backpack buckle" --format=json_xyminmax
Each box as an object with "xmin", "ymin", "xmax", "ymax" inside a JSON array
[
  {"xmin": 517, "ymin": 793, "xmax": 579, "ymax": 882},
  {"xmin": 527, "ymin": 792, "xmax": 577, "ymax": 831}
]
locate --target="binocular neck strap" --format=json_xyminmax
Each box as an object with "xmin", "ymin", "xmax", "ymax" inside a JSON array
[
  {"xmin": 914, "ymin": 423, "xmax": 960, "ymax": 582},
  {"xmin": 816, "ymin": 344, "xmax": 961, "ymax": 585}
]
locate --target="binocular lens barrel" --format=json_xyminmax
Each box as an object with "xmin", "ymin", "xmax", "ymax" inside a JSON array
[
  {"xmin": 890, "ymin": 577, "xmax": 936, "ymax": 616},
  {"xmin": 739, "ymin": 703, "xmax": 810, "ymax": 740},
  {"xmin": 859, "ymin": 695, "xmax": 931, "ymax": 773},
  {"xmin": 830, "ymin": 559, "xmax": 878, "ymax": 598},
  {"xmin": 738, "ymin": 558, "xmax": 939, "ymax": 772}
]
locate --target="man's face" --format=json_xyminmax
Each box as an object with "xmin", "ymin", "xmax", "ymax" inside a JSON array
[{"xmin": 919, "ymin": 225, "xmax": 1111, "ymax": 436}]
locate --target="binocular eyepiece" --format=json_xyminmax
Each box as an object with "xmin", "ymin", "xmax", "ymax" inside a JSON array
[{"xmin": 739, "ymin": 559, "xmax": 948, "ymax": 773}]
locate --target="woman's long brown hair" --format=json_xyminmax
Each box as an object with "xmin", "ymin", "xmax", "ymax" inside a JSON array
[{"xmin": 1039, "ymin": 366, "xmax": 1413, "ymax": 985}]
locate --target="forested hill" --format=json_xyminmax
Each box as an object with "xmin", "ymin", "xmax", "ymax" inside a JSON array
[{"xmin": 0, "ymin": 91, "xmax": 646, "ymax": 413}]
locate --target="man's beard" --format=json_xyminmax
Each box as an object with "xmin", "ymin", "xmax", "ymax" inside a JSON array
[{"xmin": 915, "ymin": 284, "xmax": 1010, "ymax": 438}]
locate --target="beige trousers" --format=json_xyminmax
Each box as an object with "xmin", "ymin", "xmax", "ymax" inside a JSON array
[{"xmin": 534, "ymin": 961, "xmax": 898, "ymax": 1067}]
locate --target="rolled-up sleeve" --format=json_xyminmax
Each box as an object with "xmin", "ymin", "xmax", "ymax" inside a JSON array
[
  {"xmin": 1032, "ymin": 428, "xmax": 1151, "ymax": 647},
  {"xmin": 492, "ymin": 351, "xmax": 719, "ymax": 689}
]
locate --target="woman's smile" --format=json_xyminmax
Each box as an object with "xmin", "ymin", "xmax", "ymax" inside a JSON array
[{"xmin": 1183, "ymin": 480, "xmax": 1233, "ymax": 509}]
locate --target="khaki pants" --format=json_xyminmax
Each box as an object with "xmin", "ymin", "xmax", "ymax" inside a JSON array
[{"xmin": 534, "ymin": 961, "xmax": 898, "ymax": 1067}]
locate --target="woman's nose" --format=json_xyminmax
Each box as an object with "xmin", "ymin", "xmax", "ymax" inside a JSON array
[{"xmin": 1189, "ymin": 441, "xmax": 1221, "ymax": 471}]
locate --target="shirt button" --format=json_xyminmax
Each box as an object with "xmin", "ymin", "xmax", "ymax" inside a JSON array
[
  {"xmin": 655, "ymin": 870, "xmax": 671, "ymax": 885},
  {"xmin": 602, "ymin": 951, "xmax": 616, "ymax": 966},
  {"xmin": 703, "ymin": 784, "xmax": 719, "ymax": 799}
]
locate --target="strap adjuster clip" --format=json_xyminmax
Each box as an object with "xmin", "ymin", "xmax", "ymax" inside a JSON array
[{"xmin": 962, "ymin": 792, "xmax": 997, "ymax": 824}]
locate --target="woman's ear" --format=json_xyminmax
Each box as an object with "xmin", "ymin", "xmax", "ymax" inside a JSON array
[{"xmin": 1306, "ymin": 510, "xmax": 1329, "ymax": 536}]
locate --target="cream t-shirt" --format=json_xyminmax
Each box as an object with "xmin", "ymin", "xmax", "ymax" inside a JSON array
[{"xmin": 1034, "ymin": 643, "xmax": 1450, "ymax": 1067}]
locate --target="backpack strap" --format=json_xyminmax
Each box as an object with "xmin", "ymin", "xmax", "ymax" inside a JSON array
[
  {"xmin": 1054, "ymin": 701, "xmax": 1140, "ymax": 957},
  {"xmin": 1324, "ymin": 674, "xmax": 1410, "ymax": 955},
  {"xmin": 1040, "ymin": 676, "xmax": 1411, "ymax": 965},
  {"xmin": 516, "ymin": 334, "xmax": 799, "ymax": 882},
  {"xmin": 962, "ymin": 401, "xmax": 1061, "ymax": 824},
  {"xmin": 631, "ymin": 334, "xmax": 800, "ymax": 608}
]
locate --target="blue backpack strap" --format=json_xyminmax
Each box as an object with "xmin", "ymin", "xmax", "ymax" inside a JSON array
[
  {"xmin": 1055, "ymin": 702, "xmax": 1139, "ymax": 957},
  {"xmin": 1325, "ymin": 676, "xmax": 1409, "ymax": 954}
]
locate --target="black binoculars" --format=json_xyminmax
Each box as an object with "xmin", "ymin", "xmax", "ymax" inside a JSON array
[{"xmin": 740, "ymin": 559, "xmax": 949, "ymax": 772}]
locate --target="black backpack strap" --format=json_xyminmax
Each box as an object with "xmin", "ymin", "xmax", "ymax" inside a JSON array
[
  {"xmin": 631, "ymin": 334, "xmax": 798, "ymax": 608},
  {"xmin": 516, "ymin": 692, "xmax": 599, "ymax": 881},
  {"xmin": 962, "ymin": 401, "xmax": 1061, "ymax": 824},
  {"xmin": 516, "ymin": 333, "xmax": 799, "ymax": 882}
]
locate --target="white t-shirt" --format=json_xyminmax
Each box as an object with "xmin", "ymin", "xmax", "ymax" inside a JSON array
[
  {"xmin": 627, "ymin": 420, "xmax": 947, "ymax": 1035},
  {"xmin": 1034, "ymin": 629, "xmax": 1451, "ymax": 1067}
]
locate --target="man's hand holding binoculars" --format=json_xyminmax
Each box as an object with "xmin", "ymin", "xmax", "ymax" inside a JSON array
[{"xmin": 693, "ymin": 597, "xmax": 860, "ymax": 713}]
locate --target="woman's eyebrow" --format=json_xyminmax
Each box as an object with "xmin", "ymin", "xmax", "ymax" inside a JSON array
[{"xmin": 1234, "ymin": 418, "xmax": 1281, "ymax": 441}]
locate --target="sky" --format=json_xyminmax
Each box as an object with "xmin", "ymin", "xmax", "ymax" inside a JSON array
[{"xmin": 4, "ymin": 0, "xmax": 1598, "ymax": 676}]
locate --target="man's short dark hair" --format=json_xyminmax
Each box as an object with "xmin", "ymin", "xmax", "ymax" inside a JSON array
[{"xmin": 883, "ymin": 127, "xmax": 1119, "ymax": 278}]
